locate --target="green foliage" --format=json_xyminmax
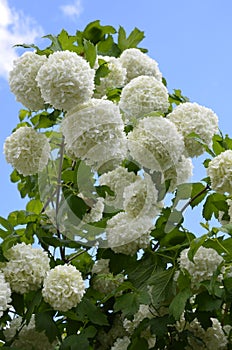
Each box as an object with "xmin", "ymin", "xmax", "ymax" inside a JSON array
[{"xmin": 3, "ymin": 19, "xmax": 232, "ymax": 349}]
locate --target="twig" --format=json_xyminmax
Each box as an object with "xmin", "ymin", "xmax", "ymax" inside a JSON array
[{"xmin": 180, "ymin": 184, "xmax": 210, "ymax": 213}]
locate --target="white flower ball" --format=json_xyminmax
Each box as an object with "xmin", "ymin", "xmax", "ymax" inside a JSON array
[
  {"xmin": 128, "ymin": 116, "xmax": 185, "ymax": 172},
  {"xmin": 9, "ymin": 52, "xmax": 47, "ymax": 111},
  {"xmin": 123, "ymin": 173, "xmax": 159, "ymax": 218},
  {"xmin": 167, "ymin": 102, "xmax": 219, "ymax": 157},
  {"xmin": 119, "ymin": 48, "xmax": 162, "ymax": 83},
  {"xmin": 92, "ymin": 259, "xmax": 110, "ymax": 274},
  {"xmin": 92, "ymin": 273, "xmax": 124, "ymax": 294},
  {"xmin": 61, "ymin": 99, "xmax": 127, "ymax": 171},
  {"xmin": 119, "ymin": 76, "xmax": 169, "ymax": 120},
  {"xmin": 4, "ymin": 126, "xmax": 50, "ymax": 176},
  {"xmin": 111, "ymin": 336, "xmax": 131, "ymax": 350},
  {"xmin": 106, "ymin": 212, "xmax": 153, "ymax": 255},
  {"xmin": 0, "ymin": 272, "xmax": 11, "ymax": 318},
  {"xmin": 207, "ymin": 150, "xmax": 232, "ymax": 194},
  {"xmin": 82, "ymin": 197, "xmax": 104, "ymax": 223},
  {"xmin": 94, "ymin": 55, "xmax": 127, "ymax": 97},
  {"xmin": 204, "ymin": 318, "xmax": 228, "ymax": 349},
  {"xmin": 178, "ymin": 246, "xmax": 223, "ymax": 287},
  {"xmin": 164, "ymin": 156, "xmax": 193, "ymax": 192},
  {"xmin": 36, "ymin": 51, "xmax": 95, "ymax": 111},
  {"xmin": 99, "ymin": 166, "xmax": 137, "ymax": 210},
  {"xmin": 42, "ymin": 264, "xmax": 85, "ymax": 312},
  {"xmin": 2, "ymin": 243, "xmax": 50, "ymax": 294},
  {"xmin": 4, "ymin": 315, "xmax": 57, "ymax": 350}
]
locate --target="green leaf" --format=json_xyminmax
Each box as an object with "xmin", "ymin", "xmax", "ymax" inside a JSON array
[
  {"xmin": 0, "ymin": 216, "xmax": 14, "ymax": 232},
  {"xmin": 76, "ymin": 298, "xmax": 109, "ymax": 326},
  {"xmin": 195, "ymin": 291, "xmax": 222, "ymax": 311},
  {"xmin": 150, "ymin": 315, "xmax": 171, "ymax": 337},
  {"xmin": 129, "ymin": 337, "xmax": 148, "ymax": 350},
  {"xmin": 148, "ymin": 269, "xmax": 175, "ymax": 307},
  {"xmin": 35, "ymin": 311, "xmax": 59, "ymax": 342},
  {"xmin": 202, "ymin": 193, "xmax": 228, "ymax": 220},
  {"xmin": 57, "ymin": 29, "xmax": 83, "ymax": 53},
  {"xmin": 43, "ymin": 34, "xmax": 63, "ymax": 51},
  {"xmin": 187, "ymin": 234, "xmax": 208, "ymax": 262},
  {"xmin": 114, "ymin": 292, "xmax": 140, "ymax": 317},
  {"xmin": 94, "ymin": 61, "xmax": 110, "ymax": 85},
  {"xmin": 11, "ymin": 292, "xmax": 24, "ymax": 316},
  {"xmin": 26, "ymin": 199, "xmax": 43, "ymax": 215},
  {"xmin": 118, "ymin": 26, "xmax": 145, "ymax": 51},
  {"xmin": 18, "ymin": 109, "xmax": 31, "ymax": 121},
  {"xmin": 60, "ymin": 335, "xmax": 89, "ymax": 350},
  {"xmin": 169, "ymin": 288, "xmax": 192, "ymax": 320},
  {"xmin": 82, "ymin": 20, "xmax": 116, "ymax": 44},
  {"xmin": 83, "ymin": 39, "xmax": 97, "ymax": 68}
]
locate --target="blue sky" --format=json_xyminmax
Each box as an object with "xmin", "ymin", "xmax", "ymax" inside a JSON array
[{"xmin": 1, "ymin": 0, "xmax": 232, "ymax": 234}]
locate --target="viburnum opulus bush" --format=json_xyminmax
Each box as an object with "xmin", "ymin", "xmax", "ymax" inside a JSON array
[{"xmin": 1, "ymin": 20, "xmax": 232, "ymax": 349}]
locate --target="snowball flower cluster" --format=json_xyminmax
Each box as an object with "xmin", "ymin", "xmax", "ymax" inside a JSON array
[
  {"xmin": 92, "ymin": 258, "xmax": 110, "ymax": 274},
  {"xmin": 128, "ymin": 116, "xmax": 185, "ymax": 172},
  {"xmin": 119, "ymin": 48, "xmax": 162, "ymax": 83},
  {"xmin": 42, "ymin": 264, "xmax": 85, "ymax": 312},
  {"xmin": 4, "ymin": 126, "xmax": 50, "ymax": 176},
  {"xmin": 94, "ymin": 55, "xmax": 127, "ymax": 97},
  {"xmin": 4, "ymin": 315, "xmax": 57, "ymax": 350},
  {"xmin": 106, "ymin": 212, "xmax": 153, "ymax": 255},
  {"xmin": 167, "ymin": 102, "xmax": 218, "ymax": 157},
  {"xmin": 111, "ymin": 336, "xmax": 131, "ymax": 350},
  {"xmin": 119, "ymin": 76, "xmax": 169, "ymax": 121},
  {"xmin": 82, "ymin": 197, "xmax": 104, "ymax": 223},
  {"xmin": 36, "ymin": 51, "xmax": 95, "ymax": 111},
  {"xmin": 9, "ymin": 52, "xmax": 47, "ymax": 111},
  {"xmin": 164, "ymin": 156, "xmax": 193, "ymax": 192},
  {"xmin": 123, "ymin": 304, "xmax": 156, "ymax": 349},
  {"xmin": 61, "ymin": 99, "xmax": 127, "ymax": 171},
  {"xmin": 0, "ymin": 272, "xmax": 11, "ymax": 317},
  {"xmin": 178, "ymin": 246, "xmax": 224, "ymax": 288},
  {"xmin": 99, "ymin": 166, "xmax": 137, "ymax": 210},
  {"xmin": 2, "ymin": 243, "xmax": 50, "ymax": 294},
  {"xmin": 207, "ymin": 150, "xmax": 232, "ymax": 194},
  {"xmin": 178, "ymin": 316, "xmax": 228, "ymax": 350},
  {"xmin": 123, "ymin": 173, "xmax": 160, "ymax": 218},
  {"xmin": 92, "ymin": 273, "xmax": 124, "ymax": 294}
]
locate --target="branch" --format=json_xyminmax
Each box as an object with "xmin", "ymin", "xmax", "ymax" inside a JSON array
[{"xmin": 180, "ymin": 184, "xmax": 210, "ymax": 213}]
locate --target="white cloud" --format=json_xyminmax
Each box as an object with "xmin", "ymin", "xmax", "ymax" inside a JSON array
[
  {"xmin": 60, "ymin": 0, "xmax": 83, "ymax": 19},
  {"xmin": 0, "ymin": 0, "xmax": 43, "ymax": 79}
]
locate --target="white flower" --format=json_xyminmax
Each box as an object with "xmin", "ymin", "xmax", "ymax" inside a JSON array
[
  {"xmin": 123, "ymin": 304, "xmax": 156, "ymax": 349},
  {"xmin": 9, "ymin": 52, "xmax": 47, "ymax": 111},
  {"xmin": 99, "ymin": 166, "xmax": 137, "ymax": 210},
  {"xmin": 164, "ymin": 156, "xmax": 193, "ymax": 192},
  {"xmin": 106, "ymin": 212, "xmax": 153, "ymax": 255},
  {"xmin": 204, "ymin": 318, "xmax": 228, "ymax": 349},
  {"xmin": 0, "ymin": 272, "xmax": 11, "ymax": 318},
  {"xmin": 123, "ymin": 173, "xmax": 160, "ymax": 218},
  {"xmin": 82, "ymin": 197, "xmax": 104, "ymax": 223},
  {"xmin": 94, "ymin": 55, "xmax": 127, "ymax": 97},
  {"xmin": 4, "ymin": 315, "xmax": 57, "ymax": 350},
  {"xmin": 42, "ymin": 264, "xmax": 85, "ymax": 312},
  {"xmin": 128, "ymin": 116, "xmax": 185, "ymax": 172},
  {"xmin": 61, "ymin": 99, "xmax": 127, "ymax": 171},
  {"xmin": 178, "ymin": 246, "xmax": 224, "ymax": 288},
  {"xmin": 4, "ymin": 126, "xmax": 50, "ymax": 176},
  {"xmin": 36, "ymin": 51, "xmax": 95, "ymax": 111},
  {"xmin": 207, "ymin": 150, "xmax": 232, "ymax": 194},
  {"xmin": 119, "ymin": 76, "xmax": 169, "ymax": 121},
  {"xmin": 2, "ymin": 243, "xmax": 50, "ymax": 294},
  {"xmin": 183, "ymin": 317, "xmax": 228, "ymax": 350},
  {"xmin": 123, "ymin": 304, "xmax": 154, "ymax": 334},
  {"xmin": 92, "ymin": 259, "xmax": 110, "ymax": 274},
  {"xmin": 92, "ymin": 273, "xmax": 124, "ymax": 294},
  {"xmin": 111, "ymin": 336, "xmax": 130, "ymax": 350},
  {"xmin": 167, "ymin": 102, "xmax": 219, "ymax": 157},
  {"xmin": 119, "ymin": 48, "xmax": 162, "ymax": 83}
]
